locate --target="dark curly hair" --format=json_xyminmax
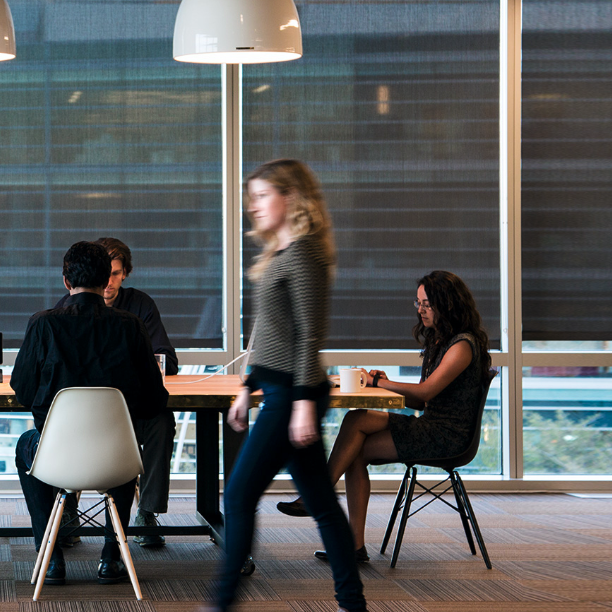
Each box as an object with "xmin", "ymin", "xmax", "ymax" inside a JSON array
[
  {"xmin": 62, "ymin": 241, "xmax": 111, "ymax": 289},
  {"xmin": 412, "ymin": 270, "xmax": 491, "ymax": 382},
  {"xmin": 95, "ymin": 237, "xmax": 133, "ymax": 277}
]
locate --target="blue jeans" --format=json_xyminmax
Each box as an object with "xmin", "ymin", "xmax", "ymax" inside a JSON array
[
  {"xmin": 217, "ymin": 382, "xmax": 366, "ymax": 612},
  {"xmin": 16, "ymin": 428, "xmax": 136, "ymax": 552}
]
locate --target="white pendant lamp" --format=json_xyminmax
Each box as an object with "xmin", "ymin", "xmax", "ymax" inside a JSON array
[
  {"xmin": 173, "ymin": 0, "xmax": 302, "ymax": 64},
  {"xmin": 0, "ymin": 0, "xmax": 16, "ymax": 61}
]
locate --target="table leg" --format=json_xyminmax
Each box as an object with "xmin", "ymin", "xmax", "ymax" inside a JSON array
[
  {"xmin": 196, "ymin": 409, "xmax": 223, "ymax": 544},
  {"xmin": 194, "ymin": 408, "xmax": 248, "ymax": 547}
]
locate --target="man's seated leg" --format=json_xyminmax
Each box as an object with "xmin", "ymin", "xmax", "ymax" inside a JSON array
[
  {"xmin": 133, "ymin": 411, "xmax": 176, "ymax": 547},
  {"xmin": 98, "ymin": 476, "xmax": 137, "ymax": 585},
  {"xmin": 16, "ymin": 429, "xmax": 66, "ymax": 585}
]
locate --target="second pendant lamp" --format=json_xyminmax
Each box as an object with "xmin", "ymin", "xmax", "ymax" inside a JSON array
[{"xmin": 173, "ymin": 0, "xmax": 302, "ymax": 64}]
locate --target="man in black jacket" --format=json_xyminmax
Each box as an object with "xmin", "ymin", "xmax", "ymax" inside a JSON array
[
  {"xmin": 12, "ymin": 241, "xmax": 168, "ymax": 586},
  {"xmin": 55, "ymin": 237, "xmax": 177, "ymax": 547}
]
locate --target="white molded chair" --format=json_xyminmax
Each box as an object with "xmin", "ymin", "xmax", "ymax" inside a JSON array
[{"xmin": 29, "ymin": 387, "xmax": 144, "ymax": 601}]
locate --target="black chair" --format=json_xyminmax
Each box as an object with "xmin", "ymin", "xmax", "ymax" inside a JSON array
[{"xmin": 380, "ymin": 369, "xmax": 497, "ymax": 569}]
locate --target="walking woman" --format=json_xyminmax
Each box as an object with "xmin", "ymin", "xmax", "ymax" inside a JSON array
[
  {"xmin": 278, "ymin": 270, "xmax": 491, "ymax": 563},
  {"xmin": 202, "ymin": 160, "xmax": 367, "ymax": 612}
]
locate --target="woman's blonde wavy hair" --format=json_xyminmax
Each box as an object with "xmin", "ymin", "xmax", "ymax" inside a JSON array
[{"xmin": 245, "ymin": 159, "xmax": 335, "ymax": 281}]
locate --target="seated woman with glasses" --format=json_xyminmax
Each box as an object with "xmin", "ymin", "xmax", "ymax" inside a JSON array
[{"xmin": 277, "ymin": 270, "xmax": 491, "ymax": 563}]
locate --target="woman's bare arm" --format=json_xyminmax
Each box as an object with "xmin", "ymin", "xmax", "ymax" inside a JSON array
[{"xmin": 362, "ymin": 340, "xmax": 473, "ymax": 409}]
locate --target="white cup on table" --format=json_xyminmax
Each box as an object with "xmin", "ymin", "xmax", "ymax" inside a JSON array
[
  {"xmin": 339, "ymin": 368, "xmax": 366, "ymax": 393},
  {"xmin": 155, "ymin": 354, "xmax": 166, "ymax": 382}
]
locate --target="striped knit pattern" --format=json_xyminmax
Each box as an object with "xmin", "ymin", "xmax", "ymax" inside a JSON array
[{"xmin": 249, "ymin": 235, "xmax": 330, "ymax": 400}]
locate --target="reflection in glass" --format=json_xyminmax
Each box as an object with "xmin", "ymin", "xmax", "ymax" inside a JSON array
[
  {"xmin": 242, "ymin": 0, "xmax": 501, "ymax": 352},
  {"xmin": 0, "ymin": 1, "xmax": 224, "ymax": 350},
  {"xmin": 523, "ymin": 366, "xmax": 612, "ymax": 475},
  {"xmin": 521, "ymin": 1, "xmax": 612, "ymax": 342}
]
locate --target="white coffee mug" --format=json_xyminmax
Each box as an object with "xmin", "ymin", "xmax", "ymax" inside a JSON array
[{"xmin": 339, "ymin": 368, "xmax": 367, "ymax": 393}]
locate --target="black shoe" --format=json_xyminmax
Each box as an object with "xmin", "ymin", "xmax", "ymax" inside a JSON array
[
  {"xmin": 44, "ymin": 558, "xmax": 66, "ymax": 585},
  {"xmin": 97, "ymin": 559, "xmax": 128, "ymax": 585},
  {"xmin": 277, "ymin": 498, "xmax": 310, "ymax": 517},
  {"xmin": 133, "ymin": 508, "xmax": 165, "ymax": 547},
  {"xmin": 314, "ymin": 545, "xmax": 370, "ymax": 564}
]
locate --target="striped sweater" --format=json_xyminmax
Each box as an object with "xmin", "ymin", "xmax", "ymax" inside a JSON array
[{"xmin": 245, "ymin": 234, "xmax": 330, "ymax": 401}]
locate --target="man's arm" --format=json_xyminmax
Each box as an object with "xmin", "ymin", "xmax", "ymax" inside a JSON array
[
  {"xmin": 140, "ymin": 300, "xmax": 179, "ymax": 375},
  {"xmin": 10, "ymin": 316, "xmax": 42, "ymax": 409},
  {"xmin": 132, "ymin": 319, "xmax": 169, "ymax": 418},
  {"xmin": 121, "ymin": 290, "xmax": 179, "ymax": 376}
]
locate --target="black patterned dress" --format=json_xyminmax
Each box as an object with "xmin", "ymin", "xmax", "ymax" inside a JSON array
[{"xmin": 387, "ymin": 333, "xmax": 483, "ymax": 463}]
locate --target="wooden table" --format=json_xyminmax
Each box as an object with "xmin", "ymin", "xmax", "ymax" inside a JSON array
[{"xmin": 0, "ymin": 375, "xmax": 404, "ymax": 545}]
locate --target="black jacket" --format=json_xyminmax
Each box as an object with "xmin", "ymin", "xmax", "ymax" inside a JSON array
[
  {"xmin": 12, "ymin": 292, "xmax": 169, "ymax": 432},
  {"xmin": 56, "ymin": 286, "xmax": 178, "ymax": 376}
]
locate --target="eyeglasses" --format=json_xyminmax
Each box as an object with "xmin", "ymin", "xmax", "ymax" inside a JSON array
[{"xmin": 413, "ymin": 299, "xmax": 432, "ymax": 311}]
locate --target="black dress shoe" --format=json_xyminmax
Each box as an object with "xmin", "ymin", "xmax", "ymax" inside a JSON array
[
  {"xmin": 44, "ymin": 558, "xmax": 66, "ymax": 585},
  {"xmin": 314, "ymin": 545, "xmax": 370, "ymax": 564},
  {"xmin": 97, "ymin": 559, "xmax": 128, "ymax": 584},
  {"xmin": 277, "ymin": 498, "xmax": 310, "ymax": 517}
]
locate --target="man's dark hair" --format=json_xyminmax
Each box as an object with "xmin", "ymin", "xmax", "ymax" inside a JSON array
[
  {"xmin": 95, "ymin": 237, "xmax": 133, "ymax": 277},
  {"xmin": 63, "ymin": 241, "xmax": 112, "ymax": 289}
]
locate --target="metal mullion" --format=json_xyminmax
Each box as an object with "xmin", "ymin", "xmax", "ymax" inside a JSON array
[
  {"xmin": 505, "ymin": 0, "xmax": 523, "ymax": 480},
  {"xmin": 522, "ymin": 352, "xmax": 612, "ymax": 367},
  {"xmin": 321, "ymin": 352, "xmax": 509, "ymax": 369},
  {"xmin": 223, "ymin": 64, "xmax": 242, "ymax": 375}
]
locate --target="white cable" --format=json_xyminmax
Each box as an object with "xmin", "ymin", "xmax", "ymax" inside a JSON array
[
  {"xmin": 166, "ymin": 318, "xmax": 257, "ymax": 385},
  {"xmin": 165, "ymin": 352, "xmax": 248, "ymax": 385}
]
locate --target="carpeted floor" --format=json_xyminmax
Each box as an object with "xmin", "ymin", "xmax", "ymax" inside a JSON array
[{"xmin": 1, "ymin": 491, "xmax": 612, "ymax": 611}]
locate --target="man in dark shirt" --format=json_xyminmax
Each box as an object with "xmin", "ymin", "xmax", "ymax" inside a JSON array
[
  {"xmin": 12, "ymin": 241, "xmax": 168, "ymax": 586},
  {"xmin": 56, "ymin": 237, "xmax": 177, "ymax": 547}
]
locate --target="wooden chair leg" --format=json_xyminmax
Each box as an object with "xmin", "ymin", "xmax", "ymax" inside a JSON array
[
  {"xmin": 106, "ymin": 493, "xmax": 142, "ymax": 600},
  {"xmin": 454, "ymin": 473, "xmax": 492, "ymax": 569},
  {"xmin": 390, "ymin": 466, "xmax": 418, "ymax": 568},
  {"xmin": 33, "ymin": 495, "xmax": 66, "ymax": 601},
  {"xmin": 31, "ymin": 492, "xmax": 62, "ymax": 585},
  {"xmin": 380, "ymin": 469, "xmax": 409, "ymax": 554}
]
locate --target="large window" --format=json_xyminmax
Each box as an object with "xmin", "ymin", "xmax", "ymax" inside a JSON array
[
  {"xmin": 1, "ymin": 0, "xmax": 611, "ymax": 486},
  {"xmin": 0, "ymin": 0, "xmax": 222, "ymax": 476},
  {"xmin": 522, "ymin": 1, "xmax": 612, "ymax": 342},
  {"xmin": 240, "ymin": 0, "xmax": 502, "ymax": 479},
  {"xmin": 0, "ymin": 1, "xmax": 223, "ymax": 349},
  {"xmin": 521, "ymin": 0, "xmax": 612, "ymax": 476},
  {"xmin": 242, "ymin": 0, "xmax": 501, "ymax": 351},
  {"xmin": 523, "ymin": 367, "xmax": 611, "ymax": 475}
]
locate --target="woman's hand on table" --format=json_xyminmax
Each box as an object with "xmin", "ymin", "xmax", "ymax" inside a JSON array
[
  {"xmin": 228, "ymin": 387, "xmax": 250, "ymax": 432},
  {"xmin": 362, "ymin": 368, "xmax": 388, "ymax": 387},
  {"xmin": 289, "ymin": 399, "xmax": 319, "ymax": 448}
]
